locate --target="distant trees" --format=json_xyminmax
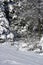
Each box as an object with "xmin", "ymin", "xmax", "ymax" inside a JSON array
[{"xmin": 3, "ymin": 0, "xmax": 43, "ymax": 39}]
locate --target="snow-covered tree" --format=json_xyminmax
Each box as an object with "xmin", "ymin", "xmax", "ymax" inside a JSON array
[{"xmin": 0, "ymin": 1, "xmax": 14, "ymax": 42}]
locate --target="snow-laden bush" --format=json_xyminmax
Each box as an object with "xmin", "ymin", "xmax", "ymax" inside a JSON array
[{"xmin": 7, "ymin": 32, "xmax": 14, "ymax": 40}]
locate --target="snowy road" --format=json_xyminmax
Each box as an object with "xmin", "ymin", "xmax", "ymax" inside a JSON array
[{"xmin": 0, "ymin": 43, "xmax": 43, "ymax": 65}]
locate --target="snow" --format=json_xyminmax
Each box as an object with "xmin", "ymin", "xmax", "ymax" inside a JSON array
[
  {"xmin": 40, "ymin": 36, "xmax": 43, "ymax": 44},
  {"xmin": 0, "ymin": 4, "xmax": 14, "ymax": 41},
  {"xmin": 0, "ymin": 26, "xmax": 8, "ymax": 35},
  {"xmin": 12, "ymin": 14, "xmax": 17, "ymax": 19},
  {"xmin": 0, "ymin": 34, "xmax": 6, "ymax": 39},
  {"xmin": 1, "ymin": 17, "xmax": 9, "ymax": 28},
  {"xmin": 0, "ymin": 26, "xmax": 4, "ymax": 34},
  {"xmin": 0, "ymin": 21, "xmax": 4, "ymax": 26},
  {"xmin": 8, "ymin": 4, "xmax": 13, "ymax": 13},
  {"xmin": 0, "ymin": 42, "xmax": 43, "ymax": 65},
  {"xmin": 33, "ymin": 48, "xmax": 40, "ymax": 52},
  {"xmin": 39, "ymin": 36, "xmax": 43, "ymax": 49},
  {"xmin": 18, "ymin": 1, "xmax": 22, "ymax": 7},
  {"xmin": 0, "ymin": 0, "xmax": 43, "ymax": 65},
  {"xmin": 7, "ymin": 32, "xmax": 14, "ymax": 40}
]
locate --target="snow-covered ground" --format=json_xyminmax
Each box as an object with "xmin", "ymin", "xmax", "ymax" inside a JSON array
[{"xmin": 0, "ymin": 42, "xmax": 43, "ymax": 65}]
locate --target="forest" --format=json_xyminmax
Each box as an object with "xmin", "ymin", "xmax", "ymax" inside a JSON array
[{"xmin": 0, "ymin": 0, "xmax": 43, "ymax": 51}]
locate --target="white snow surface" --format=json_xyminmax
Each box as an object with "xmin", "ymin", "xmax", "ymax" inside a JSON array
[{"xmin": 0, "ymin": 42, "xmax": 43, "ymax": 65}]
